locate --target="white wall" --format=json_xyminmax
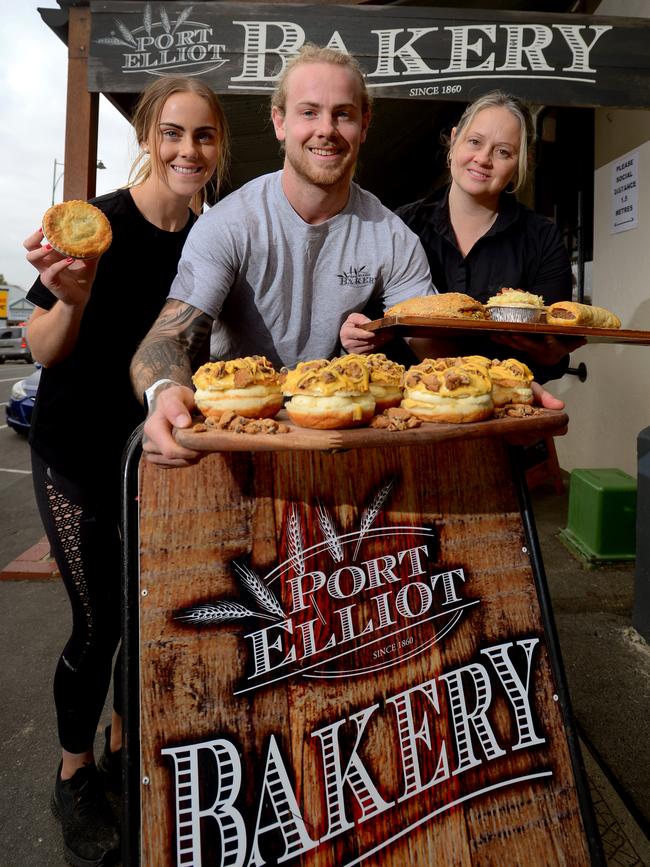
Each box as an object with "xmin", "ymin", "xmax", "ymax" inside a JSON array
[
  {"xmin": 553, "ymin": 0, "xmax": 650, "ymax": 476},
  {"xmin": 554, "ymin": 140, "xmax": 650, "ymax": 476}
]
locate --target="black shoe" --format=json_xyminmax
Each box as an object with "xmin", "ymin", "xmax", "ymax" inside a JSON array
[
  {"xmin": 97, "ymin": 725, "xmax": 122, "ymax": 796},
  {"xmin": 51, "ymin": 762, "xmax": 120, "ymax": 867}
]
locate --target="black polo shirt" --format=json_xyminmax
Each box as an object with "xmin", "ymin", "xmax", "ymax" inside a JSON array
[{"xmin": 395, "ymin": 185, "xmax": 573, "ymax": 381}]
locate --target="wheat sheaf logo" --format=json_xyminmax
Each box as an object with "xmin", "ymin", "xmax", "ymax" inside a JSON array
[
  {"xmin": 337, "ymin": 265, "xmax": 375, "ymax": 287},
  {"xmin": 176, "ymin": 478, "xmax": 478, "ymax": 692},
  {"xmin": 95, "ymin": 4, "xmax": 228, "ymax": 77}
]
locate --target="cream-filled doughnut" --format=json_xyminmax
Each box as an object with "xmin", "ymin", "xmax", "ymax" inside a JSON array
[
  {"xmin": 192, "ymin": 356, "xmax": 283, "ymax": 419},
  {"xmin": 282, "ymin": 356, "xmax": 375, "ymax": 429},
  {"xmin": 344, "ymin": 353, "xmax": 405, "ymax": 412},
  {"xmin": 488, "ymin": 358, "xmax": 534, "ymax": 407},
  {"xmin": 401, "ymin": 360, "xmax": 493, "ymax": 423}
]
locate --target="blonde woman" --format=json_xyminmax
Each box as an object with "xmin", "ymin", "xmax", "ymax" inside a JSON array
[
  {"xmin": 396, "ymin": 90, "xmax": 576, "ymax": 379},
  {"xmin": 342, "ymin": 91, "xmax": 580, "ymax": 380}
]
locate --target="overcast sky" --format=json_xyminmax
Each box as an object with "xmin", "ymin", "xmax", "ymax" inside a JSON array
[{"xmin": 1, "ymin": 3, "xmax": 133, "ymax": 291}]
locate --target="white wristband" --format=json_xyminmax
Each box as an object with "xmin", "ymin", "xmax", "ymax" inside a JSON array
[{"xmin": 144, "ymin": 378, "xmax": 179, "ymax": 411}]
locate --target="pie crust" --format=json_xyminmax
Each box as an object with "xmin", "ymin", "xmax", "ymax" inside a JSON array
[
  {"xmin": 386, "ymin": 292, "xmax": 486, "ymax": 320},
  {"xmin": 42, "ymin": 200, "xmax": 112, "ymax": 259}
]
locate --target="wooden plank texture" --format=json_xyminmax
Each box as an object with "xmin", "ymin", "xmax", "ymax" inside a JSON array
[
  {"xmin": 64, "ymin": 7, "xmax": 99, "ymax": 203},
  {"xmin": 136, "ymin": 436, "xmax": 593, "ymax": 865},
  {"xmin": 362, "ymin": 315, "xmax": 650, "ymax": 346},
  {"xmin": 174, "ymin": 409, "xmax": 569, "ymax": 453},
  {"xmin": 88, "ymin": 3, "xmax": 650, "ymax": 108}
]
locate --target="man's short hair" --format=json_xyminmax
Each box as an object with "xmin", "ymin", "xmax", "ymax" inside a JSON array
[{"xmin": 270, "ymin": 43, "xmax": 372, "ymax": 116}]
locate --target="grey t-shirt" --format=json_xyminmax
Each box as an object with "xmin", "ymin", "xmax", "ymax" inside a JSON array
[{"xmin": 168, "ymin": 171, "xmax": 434, "ymax": 368}]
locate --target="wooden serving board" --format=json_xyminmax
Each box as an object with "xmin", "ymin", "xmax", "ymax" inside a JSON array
[
  {"xmin": 175, "ymin": 409, "xmax": 569, "ymax": 453},
  {"xmin": 362, "ymin": 314, "xmax": 650, "ymax": 345}
]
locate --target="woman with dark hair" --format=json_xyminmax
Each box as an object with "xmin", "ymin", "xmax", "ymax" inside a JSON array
[{"xmin": 23, "ymin": 76, "xmax": 229, "ymax": 866}]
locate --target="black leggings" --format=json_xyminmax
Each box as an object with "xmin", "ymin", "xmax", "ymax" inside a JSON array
[{"xmin": 31, "ymin": 450, "xmax": 122, "ymax": 754}]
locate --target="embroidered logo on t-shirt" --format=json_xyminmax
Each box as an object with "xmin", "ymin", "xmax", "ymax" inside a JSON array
[{"xmin": 337, "ymin": 265, "xmax": 375, "ymax": 287}]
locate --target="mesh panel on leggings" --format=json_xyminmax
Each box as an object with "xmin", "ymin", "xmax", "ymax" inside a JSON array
[{"xmin": 45, "ymin": 480, "xmax": 94, "ymax": 654}]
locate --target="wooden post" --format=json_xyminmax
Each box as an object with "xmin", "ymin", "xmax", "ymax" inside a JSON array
[{"xmin": 63, "ymin": 6, "xmax": 99, "ymax": 203}]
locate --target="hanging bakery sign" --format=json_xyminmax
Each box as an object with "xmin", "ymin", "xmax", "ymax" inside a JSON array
[{"xmin": 89, "ymin": 2, "xmax": 650, "ymax": 107}]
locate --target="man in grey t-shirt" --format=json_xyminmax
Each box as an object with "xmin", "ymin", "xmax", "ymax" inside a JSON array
[
  {"xmin": 131, "ymin": 45, "xmax": 434, "ymax": 466},
  {"xmin": 168, "ymin": 170, "xmax": 432, "ymax": 370}
]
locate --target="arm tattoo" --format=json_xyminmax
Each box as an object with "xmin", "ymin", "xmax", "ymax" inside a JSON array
[{"xmin": 130, "ymin": 300, "xmax": 213, "ymax": 401}]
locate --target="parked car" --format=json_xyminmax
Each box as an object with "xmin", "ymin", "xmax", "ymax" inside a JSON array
[
  {"xmin": 6, "ymin": 365, "xmax": 41, "ymax": 434},
  {"xmin": 0, "ymin": 325, "xmax": 33, "ymax": 364}
]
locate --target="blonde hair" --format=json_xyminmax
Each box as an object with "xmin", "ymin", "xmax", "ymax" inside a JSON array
[
  {"xmin": 448, "ymin": 90, "xmax": 534, "ymax": 192},
  {"xmin": 270, "ymin": 43, "xmax": 372, "ymax": 117},
  {"xmin": 128, "ymin": 76, "xmax": 230, "ymax": 211}
]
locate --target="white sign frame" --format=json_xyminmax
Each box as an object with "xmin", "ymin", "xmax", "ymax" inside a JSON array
[{"xmin": 611, "ymin": 149, "xmax": 639, "ymax": 234}]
